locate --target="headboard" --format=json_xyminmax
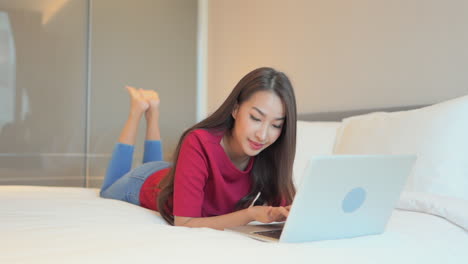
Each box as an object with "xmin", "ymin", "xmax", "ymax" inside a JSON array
[{"xmin": 298, "ymin": 105, "xmax": 428, "ymax": 122}]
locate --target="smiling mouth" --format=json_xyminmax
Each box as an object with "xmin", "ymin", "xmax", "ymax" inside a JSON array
[{"xmin": 248, "ymin": 139, "xmax": 264, "ymax": 150}]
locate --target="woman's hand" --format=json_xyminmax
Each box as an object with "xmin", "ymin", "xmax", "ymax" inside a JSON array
[
  {"xmin": 173, "ymin": 206, "xmax": 292, "ymax": 230},
  {"xmin": 247, "ymin": 205, "xmax": 291, "ymax": 223}
]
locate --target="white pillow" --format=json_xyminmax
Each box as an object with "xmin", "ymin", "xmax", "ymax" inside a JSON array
[
  {"xmin": 397, "ymin": 192, "xmax": 468, "ymax": 231},
  {"xmin": 293, "ymin": 121, "xmax": 341, "ymax": 187},
  {"xmin": 333, "ymin": 95, "xmax": 468, "ymax": 200}
]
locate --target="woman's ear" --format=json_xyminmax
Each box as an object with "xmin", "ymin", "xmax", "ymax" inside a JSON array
[{"xmin": 232, "ymin": 103, "xmax": 239, "ymax": 120}]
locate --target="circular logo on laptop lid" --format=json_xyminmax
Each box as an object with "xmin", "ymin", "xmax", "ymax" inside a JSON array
[{"xmin": 342, "ymin": 187, "xmax": 367, "ymax": 213}]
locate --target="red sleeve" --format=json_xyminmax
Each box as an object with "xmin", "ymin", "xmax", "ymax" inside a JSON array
[{"xmin": 173, "ymin": 132, "xmax": 209, "ymax": 217}]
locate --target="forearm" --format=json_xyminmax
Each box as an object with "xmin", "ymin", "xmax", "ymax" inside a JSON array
[{"xmin": 176, "ymin": 208, "xmax": 254, "ymax": 230}]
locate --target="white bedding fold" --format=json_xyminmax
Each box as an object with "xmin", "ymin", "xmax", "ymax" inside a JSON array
[{"xmin": 397, "ymin": 192, "xmax": 468, "ymax": 231}]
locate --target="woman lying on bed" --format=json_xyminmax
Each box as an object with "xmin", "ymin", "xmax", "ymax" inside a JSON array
[{"xmin": 100, "ymin": 67, "xmax": 297, "ymax": 230}]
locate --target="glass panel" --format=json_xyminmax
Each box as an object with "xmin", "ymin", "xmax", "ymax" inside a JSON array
[
  {"xmin": 0, "ymin": 0, "xmax": 197, "ymax": 188},
  {"xmin": 0, "ymin": 0, "xmax": 88, "ymax": 186}
]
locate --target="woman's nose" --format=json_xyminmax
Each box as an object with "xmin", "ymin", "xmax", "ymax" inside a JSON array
[{"xmin": 255, "ymin": 124, "xmax": 268, "ymax": 142}]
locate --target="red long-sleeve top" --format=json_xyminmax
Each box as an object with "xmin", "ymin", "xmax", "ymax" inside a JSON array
[{"xmin": 139, "ymin": 129, "xmax": 254, "ymax": 217}]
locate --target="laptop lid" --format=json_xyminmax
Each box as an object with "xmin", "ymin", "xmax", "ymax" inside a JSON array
[{"xmin": 280, "ymin": 154, "xmax": 416, "ymax": 243}]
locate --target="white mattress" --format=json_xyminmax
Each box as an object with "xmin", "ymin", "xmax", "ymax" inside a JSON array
[{"xmin": 1, "ymin": 186, "xmax": 467, "ymax": 264}]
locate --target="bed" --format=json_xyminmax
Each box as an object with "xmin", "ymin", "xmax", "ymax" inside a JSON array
[{"xmin": 1, "ymin": 95, "xmax": 468, "ymax": 264}]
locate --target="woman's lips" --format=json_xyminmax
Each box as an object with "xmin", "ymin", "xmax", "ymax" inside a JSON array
[{"xmin": 248, "ymin": 139, "xmax": 264, "ymax": 150}]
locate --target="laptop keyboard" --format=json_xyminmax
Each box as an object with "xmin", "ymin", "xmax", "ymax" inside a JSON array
[{"xmin": 253, "ymin": 229, "xmax": 283, "ymax": 239}]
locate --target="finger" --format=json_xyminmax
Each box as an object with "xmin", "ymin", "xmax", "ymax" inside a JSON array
[
  {"xmin": 274, "ymin": 208, "xmax": 289, "ymax": 222},
  {"xmin": 275, "ymin": 214, "xmax": 287, "ymax": 222},
  {"xmin": 269, "ymin": 207, "xmax": 282, "ymax": 220},
  {"xmin": 266, "ymin": 206, "xmax": 274, "ymax": 221},
  {"xmin": 278, "ymin": 207, "xmax": 289, "ymax": 217}
]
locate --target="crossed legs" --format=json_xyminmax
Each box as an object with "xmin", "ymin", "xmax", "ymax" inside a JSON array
[{"xmin": 100, "ymin": 86, "xmax": 164, "ymax": 199}]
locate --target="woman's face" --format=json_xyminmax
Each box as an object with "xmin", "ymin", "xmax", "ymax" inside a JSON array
[{"xmin": 231, "ymin": 90, "xmax": 285, "ymax": 158}]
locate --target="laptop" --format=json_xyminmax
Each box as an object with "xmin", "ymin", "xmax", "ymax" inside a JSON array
[{"xmin": 227, "ymin": 154, "xmax": 417, "ymax": 243}]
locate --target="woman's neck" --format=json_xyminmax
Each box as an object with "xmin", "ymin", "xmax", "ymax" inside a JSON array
[{"xmin": 221, "ymin": 133, "xmax": 250, "ymax": 170}]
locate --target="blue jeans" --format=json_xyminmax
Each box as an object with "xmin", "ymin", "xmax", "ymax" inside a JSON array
[{"xmin": 100, "ymin": 141, "xmax": 171, "ymax": 206}]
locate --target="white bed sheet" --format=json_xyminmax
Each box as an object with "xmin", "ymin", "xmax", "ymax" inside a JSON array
[{"xmin": 1, "ymin": 186, "xmax": 467, "ymax": 264}]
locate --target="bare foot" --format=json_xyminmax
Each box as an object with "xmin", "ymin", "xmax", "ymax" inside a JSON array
[
  {"xmin": 126, "ymin": 86, "xmax": 149, "ymax": 116},
  {"xmin": 138, "ymin": 88, "xmax": 160, "ymax": 121}
]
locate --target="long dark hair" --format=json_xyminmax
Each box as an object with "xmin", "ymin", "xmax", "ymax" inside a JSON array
[{"xmin": 157, "ymin": 67, "xmax": 297, "ymax": 225}]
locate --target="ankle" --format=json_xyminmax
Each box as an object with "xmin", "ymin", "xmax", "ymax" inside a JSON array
[
  {"xmin": 145, "ymin": 110, "xmax": 159, "ymax": 122},
  {"xmin": 128, "ymin": 110, "xmax": 144, "ymax": 122}
]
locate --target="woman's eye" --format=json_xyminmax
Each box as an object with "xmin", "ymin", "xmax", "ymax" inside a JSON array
[
  {"xmin": 272, "ymin": 124, "xmax": 283, "ymax": 129},
  {"xmin": 250, "ymin": 115, "xmax": 261, "ymax": 122}
]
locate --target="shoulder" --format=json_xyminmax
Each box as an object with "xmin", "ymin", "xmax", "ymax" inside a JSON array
[
  {"xmin": 184, "ymin": 129, "xmax": 223, "ymax": 145},
  {"xmin": 175, "ymin": 129, "xmax": 224, "ymax": 172}
]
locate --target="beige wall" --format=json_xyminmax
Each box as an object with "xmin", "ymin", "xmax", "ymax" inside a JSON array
[
  {"xmin": 89, "ymin": 0, "xmax": 197, "ymax": 186},
  {"xmin": 207, "ymin": 0, "xmax": 468, "ymax": 114}
]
